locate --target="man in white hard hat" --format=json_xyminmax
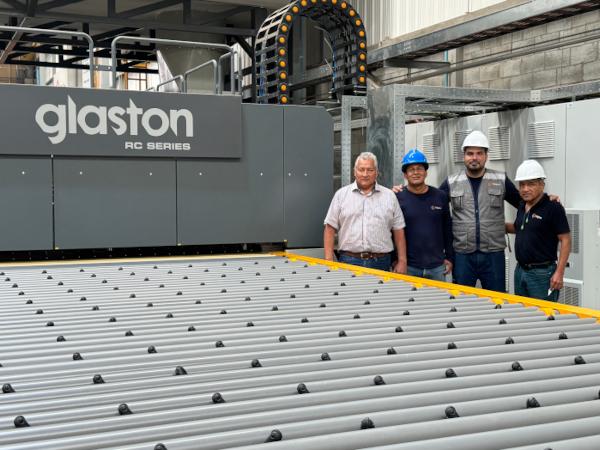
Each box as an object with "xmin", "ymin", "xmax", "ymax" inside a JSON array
[
  {"xmin": 324, "ymin": 152, "xmax": 408, "ymax": 273},
  {"xmin": 439, "ymin": 130, "xmax": 522, "ymax": 292},
  {"xmin": 505, "ymin": 160, "xmax": 571, "ymax": 301}
]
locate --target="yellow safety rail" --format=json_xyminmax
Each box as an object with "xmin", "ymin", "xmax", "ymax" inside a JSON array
[{"xmin": 273, "ymin": 251, "xmax": 600, "ymax": 322}]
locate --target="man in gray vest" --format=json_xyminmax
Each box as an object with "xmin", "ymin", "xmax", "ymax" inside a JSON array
[{"xmin": 439, "ymin": 130, "xmax": 521, "ymax": 292}]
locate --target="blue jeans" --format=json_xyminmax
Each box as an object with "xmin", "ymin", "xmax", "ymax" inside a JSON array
[
  {"xmin": 514, "ymin": 263, "xmax": 559, "ymax": 301},
  {"xmin": 338, "ymin": 253, "xmax": 392, "ymax": 271},
  {"xmin": 407, "ymin": 264, "xmax": 447, "ymax": 282},
  {"xmin": 453, "ymin": 250, "xmax": 506, "ymax": 292}
]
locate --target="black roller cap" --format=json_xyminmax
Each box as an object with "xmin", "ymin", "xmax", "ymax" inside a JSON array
[
  {"xmin": 445, "ymin": 368, "xmax": 457, "ymax": 378},
  {"xmin": 297, "ymin": 383, "xmax": 310, "ymax": 394},
  {"xmin": 505, "ymin": 337, "xmax": 515, "ymax": 344},
  {"xmin": 212, "ymin": 392, "xmax": 225, "ymax": 403},
  {"xmin": 512, "ymin": 361, "xmax": 523, "ymax": 371},
  {"xmin": 251, "ymin": 359, "xmax": 262, "ymax": 368},
  {"xmin": 547, "ymin": 315, "xmax": 555, "ymax": 320},
  {"xmin": 333, "ymin": 291, "xmax": 339, "ymax": 296},
  {"xmin": 245, "ymin": 296, "xmax": 251, "ymax": 301},
  {"xmin": 494, "ymin": 304, "xmax": 502, "ymax": 309},
  {"xmin": 2, "ymin": 383, "xmax": 15, "ymax": 393},
  {"xmin": 46, "ymin": 321, "xmax": 54, "ymax": 327},
  {"xmin": 35, "ymin": 309, "xmax": 43, "ymax": 314},
  {"xmin": 364, "ymin": 300, "xmax": 371, "ymax": 305},
  {"xmin": 125, "ymin": 330, "xmax": 134, "ymax": 336},
  {"xmin": 93, "ymin": 374, "xmax": 105, "ymax": 384},
  {"xmin": 374, "ymin": 375, "xmax": 386, "ymax": 385},
  {"xmin": 338, "ymin": 330, "xmax": 347, "ymax": 337},
  {"xmin": 188, "ymin": 326, "xmax": 196, "ymax": 332},
  {"xmin": 499, "ymin": 318, "xmax": 507, "ymax": 324},
  {"xmin": 72, "ymin": 352, "xmax": 83, "ymax": 360},
  {"xmin": 246, "ymin": 322, "xmax": 254, "ymax": 327},
  {"xmin": 449, "ymin": 306, "xmax": 457, "ymax": 312},
  {"xmin": 321, "ymin": 352, "xmax": 331, "ymax": 361},
  {"xmin": 279, "ymin": 335, "xmax": 287, "ymax": 342},
  {"xmin": 129, "ymin": 294, "xmax": 136, "ymax": 298},
  {"xmin": 215, "ymin": 340, "xmax": 225, "ymax": 348},
  {"xmin": 559, "ymin": 332, "xmax": 568, "ymax": 340},
  {"xmin": 360, "ymin": 418, "xmax": 375, "ymax": 429},
  {"xmin": 165, "ymin": 313, "xmax": 174, "ymax": 318},
  {"xmin": 26, "ymin": 299, "xmax": 33, "ymax": 304},
  {"xmin": 14, "ymin": 416, "xmax": 29, "ymax": 428},
  {"xmin": 174, "ymin": 366, "xmax": 188, "ymax": 376},
  {"xmin": 195, "ymin": 300, "xmax": 202, "ymax": 304},
  {"xmin": 526, "ymin": 397, "xmax": 541, "ymax": 408},
  {"xmin": 373, "ymin": 289, "xmax": 379, "ymax": 293},
  {"xmin": 154, "ymin": 444, "xmax": 167, "ymax": 450},
  {"xmin": 271, "ymin": 305, "xmax": 278, "ymax": 311},
  {"xmin": 445, "ymin": 406, "xmax": 460, "ymax": 418},
  {"xmin": 57, "ymin": 335, "xmax": 66, "ymax": 342},
  {"xmin": 92, "ymin": 305, "xmax": 99, "ymax": 311},
  {"xmin": 147, "ymin": 345, "xmax": 157, "ymax": 354},
  {"xmin": 301, "ymin": 317, "xmax": 309, "ymax": 323},
  {"xmin": 448, "ymin": 294, "xmax": 455, "ymax": 299},
  {"xmin": 118, "ymin": 403, "xmax": 132, "ymax": 415},
  {"xmin": 109, "ymin": 317, "xmax": 116, "ymax": 322},
  {"xmin": 265, "ymin": 430, "xmax": 282, "ymax": 442},
  {"xmin": 574, "ymin": 355, "xmax": 586, "ymax": 365},
  {"xmin": 290, "ymin": 294, "xmax": 296, "ymax": 298},
  {"xmin": 80, "ymin": 297, "xmax": 87, "ymax": 301},
  {"xmin": 448, "ymin": 342, "xmax": 457, "ymax": 349},
  {"xmin": 411, "ymin": 286, "xmax": 418, "ymax": 291},
  {"xmin": 319, "ymin": 303, "xmax": 326, "ymax": 308},
  {"xmin": 387, "ymin": 347, "xmax": 397, "ymax": 355},
  {"xmin": 403, "ymin": 310, "xmax": 410, "ymax": 316},
  {"xmin": 354, "ymin": 314, "xmax": 360, "ymax": 319},
  {"xmin": 408, "ymin": 297, "xmax": 415, "ymax": 302},
  {"xmin": 446, "ymin": 322, "xmax": 455, "ymax": 328}
]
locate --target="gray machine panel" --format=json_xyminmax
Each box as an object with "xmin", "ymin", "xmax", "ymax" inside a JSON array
[
  {"xmin": 177, "ymin": 104, "xmax": 285, "ymax": 245},
  {"xmin": 0, "ymin": 157, "xmax": 53, "ymax": 251},
  {"xmin": 54, "ymin": 158, "xmax": 177, "ymax": 249},
  {"xmin": 283, "ymin": 106, "xmax": 333, "ymax": 248}
]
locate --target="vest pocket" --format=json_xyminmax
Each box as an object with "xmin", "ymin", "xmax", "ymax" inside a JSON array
[
  {"xmin": 450, "ymin": 190, "xmax": 463, "ymax": 210},
  {"xmin": 488, "ymin": 185, "xmax": 503, "ymax": 208}
]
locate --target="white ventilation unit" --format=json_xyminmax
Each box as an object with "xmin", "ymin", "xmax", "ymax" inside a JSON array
[
  {"xmin": 527, "ymin": 121, "xmax": 555, "ymax": 158},
  {"xmin": 488, "ymin": 126, "xmax": 510, "ymax": 160},
  {"xmin": 453, "ymin": 130, "xmax": 472, "ymax": 163},
  {"xmin": 562, "ymin": 209, "xmax": 600, "ymax": 310},
  {"xmin": 421, "ymin": 133, "xmax": 440, "ymax": 164}
]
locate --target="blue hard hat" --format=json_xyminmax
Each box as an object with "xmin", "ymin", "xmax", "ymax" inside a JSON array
[{"xmin": 401, "ymin": 148, "xmax": 429, "ymax": 172}]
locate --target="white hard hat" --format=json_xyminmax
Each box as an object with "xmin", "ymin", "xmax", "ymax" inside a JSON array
[
  {"xmin": 515, "ymin": 159, "xmax": 546, "ymax": 181},
  {"xmin": 462, "ymin": 130, "xmax": 489, "ymax": 150}
]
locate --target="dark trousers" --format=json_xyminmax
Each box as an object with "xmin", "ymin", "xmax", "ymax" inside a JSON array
[
  {"xmin": 514, "ymin": 263, "xmax": 559, "ymax": 301},
  {"xmin": 453, "ymin": 250, "xmax": 506, "ymax": 292},
  {"xmin": 338, "ymin": 253, "xmax": 392, "ymax": 271}
]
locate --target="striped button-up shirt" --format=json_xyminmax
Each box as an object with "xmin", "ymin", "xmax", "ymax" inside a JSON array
[{"xmin": 324, "ymin": 181, "xmax": 405, "ymax": 253}]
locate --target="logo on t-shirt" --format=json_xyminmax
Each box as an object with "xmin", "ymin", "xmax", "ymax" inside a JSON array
[
  {"xmin": 431, "ymin": 205, "xmax": 442, "ymax": 210},
  {"xmin": 532, "ymin": 213, "xmax": 543, "ymax": 220}
]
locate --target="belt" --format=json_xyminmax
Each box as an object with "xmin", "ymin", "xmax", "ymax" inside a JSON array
[
  {"xmin": 520, "ymin": 261, "xmax": 555, "ymax": 270},
  {"xmin": 339, "ymin": 250, "xmax": 388, "ymax": 260}
]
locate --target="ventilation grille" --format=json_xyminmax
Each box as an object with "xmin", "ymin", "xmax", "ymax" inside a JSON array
[
  {"xmin": 453, "ymin": 130, "xmax": 472, "ymax": 163},
  {"xmin": 421, "ymin": 133, "xmax": 440, "ymax": 164},
  {"xmin": 488, "ymin": 126, "xmax": 510, "ymax": 160},
  {"xmin": 558, "ymin": 285, "xmax": 581, "ymax": 306},
  {"xmin": 527, "ymin": 121, "xmax": 555, "ymax": 158},
  {"xmin": 566, "ymin": 213, "xmax": 580, "ymax": 254}
]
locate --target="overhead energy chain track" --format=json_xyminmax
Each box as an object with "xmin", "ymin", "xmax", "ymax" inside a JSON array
[
  {"xmin": 1, "ymin": 253, "xmax": 600, "ymax": 449},
  {"xmin": 254, "ymin": 0, "xmax": 367, "ymax": 105}
]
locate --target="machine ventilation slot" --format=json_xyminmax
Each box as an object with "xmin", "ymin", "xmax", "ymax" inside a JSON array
[
  {"xmin": 488, "ymin": 126, "xmax": 510, "ymax": 160},
  {"xmin": 558, "ymin": 285, "xmax": 581, "ymax": 307},
  {"xmin": 421, "ymin": 133, "xmax": 440, "ymax": 164},
  {"xmin": 527, "ymin": 121, "xmax": 555, "ymax": 158},
  {"xmin": 566, "ymin": 213, "xmax": 580, "ymax": 254},
  {"xmin": 453, "ymin": 130, "xmax": 472, "ymax": 163}
]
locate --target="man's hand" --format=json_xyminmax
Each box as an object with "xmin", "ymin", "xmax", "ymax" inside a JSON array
[
  {"xmin": 393, "ymin": 259, "xmax": 407, "ymax": 274},
  {"xmin": 549, "ymin": 194, "xmax": 561, "ymax": 204},
  {"xmin": 324, "ymin": 251, "xmax": 336, "ymax": 262},
  {"xmin": 443, "ymin": 259, "xmax": 453, "ymax": 275},
  {"xmin": 392, "ymin": 185, "xmax": 404, "ymax": 194},
  {"xmin": 550, "ymin": 268, "xmax": 564, "ymax": 291}
]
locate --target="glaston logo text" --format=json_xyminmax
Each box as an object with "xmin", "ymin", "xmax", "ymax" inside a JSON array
[{"xmin": 35, "ymin": 96, "xmax": 194, "ymax": 144}]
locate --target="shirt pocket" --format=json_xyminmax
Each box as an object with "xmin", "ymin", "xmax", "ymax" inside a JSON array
[
  {"xmin": 488, "ymin": 184, "xmax": 503, "ymax": 208},
  {"xmin": 450, "ymin": 189, "xmax": 464, "ymax": 210}
]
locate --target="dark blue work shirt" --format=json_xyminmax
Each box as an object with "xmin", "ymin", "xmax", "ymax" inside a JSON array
[
  {"xmin": 439, "ymin": 173, "xmax": 520, "ymax": 250},
  {"xmin": 396, "ymin": 186, "xmax": 454, "ymax": 269},
  {"xmin": 514, "ymin": 194, "xmax": 570, "ymax": 265}
]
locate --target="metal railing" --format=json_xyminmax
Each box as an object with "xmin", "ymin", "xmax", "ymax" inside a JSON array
[
  {"xmin": 0, "ymin": 25, "xmax": 95, "ymax": 88},
  {"xmin": 111, "ymin": 36, "xmax": 239, "ymax": 94}
]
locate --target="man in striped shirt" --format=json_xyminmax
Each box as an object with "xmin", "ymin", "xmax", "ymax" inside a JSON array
[{"xmin": 324, "ymin": 152, "xmax": 407, "ymax": 272}]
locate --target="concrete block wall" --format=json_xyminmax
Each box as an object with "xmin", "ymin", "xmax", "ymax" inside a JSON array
[{"xmin": 406, "ymin": 9, "xmax": 600, "ymax": 90}]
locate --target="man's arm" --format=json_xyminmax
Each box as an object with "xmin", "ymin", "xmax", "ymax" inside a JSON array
[
  {"xmin": 550, "ymin": 233, "xmax": 571, "ymax": 291},
  {"xmin": 504, "ymin": 178, "xmax": 521, "ymax": 209},
  {"xmin": 442, "ymin": 195, "xmax": 454, "ymax": 274},
  {"xmin": 392, "ymin": 228, "xmax": 407, "ymax": 274},
  {"xmin": 324, "ymin": 224, "xmax": 337, "ymax": 261},
  {"xmin": 438, "ymin": 179, "xmax": 450, "ymax": 198},
  {"xmin": 505, "ymin": 223, "xmax": 516, "ymax": 233}
]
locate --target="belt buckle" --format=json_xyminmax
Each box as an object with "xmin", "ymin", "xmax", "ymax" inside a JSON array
[{"xmin": 360, "ymin": 252, "xmax": 370, "ymax": 259}]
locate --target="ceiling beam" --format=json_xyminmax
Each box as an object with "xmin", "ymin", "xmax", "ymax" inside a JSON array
[
  {"xmin": 195, "ymin": 5, "xmax": 253, "ymax": 26},
  {"xmin": 1, "ymin": 0, "xmax": 25, "ymax": 12},
  {"xmin": 38, "ymin": 0, "xmax": 85, "ymax": 12},
  {"xmin": 0, "ymin": 15, "xmax": 25, "ymax": 63},
  {"xmin": 25, "ymin": 0, "xmax": 36, "ymax": 16},
  {"xmin": 113, "ymin": 0, "xmax": 182, "ymax": 19}
]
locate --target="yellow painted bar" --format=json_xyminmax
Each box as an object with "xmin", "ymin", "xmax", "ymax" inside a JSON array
[{"xmin": 273, "ymin": 251, "xmax": 600, "ymax": 321}]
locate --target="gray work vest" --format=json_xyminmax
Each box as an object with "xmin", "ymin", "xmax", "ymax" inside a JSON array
[{"xmin": 448, "ymin": 169, "xmax": 506, "ymax": 253}]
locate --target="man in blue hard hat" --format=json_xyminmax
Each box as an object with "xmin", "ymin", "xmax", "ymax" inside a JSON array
[{"xmin": 396, "ymin": 149, "xmax": 453, "ymax": 281}]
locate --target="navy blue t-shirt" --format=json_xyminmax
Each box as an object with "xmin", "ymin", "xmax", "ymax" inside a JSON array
[
  {"xmin": 396, "ymin": 186, "xmax": 454, "ymax": 269},
  {"xmin": 514, "ymin": 194, "xmax": 570, "ymax": 265}
]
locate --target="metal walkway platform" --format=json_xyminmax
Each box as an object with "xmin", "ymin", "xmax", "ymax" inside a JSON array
[{"xmin": 1, "ymin": 253, "xmax": 600, "ymax": 450}]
